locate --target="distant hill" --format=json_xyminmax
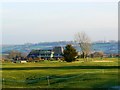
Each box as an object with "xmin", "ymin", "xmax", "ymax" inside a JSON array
[{"xmin": 1, "ymin": 41, "xmax": 118, "ymax": 55}]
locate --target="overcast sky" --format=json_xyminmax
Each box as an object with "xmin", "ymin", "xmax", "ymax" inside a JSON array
[{"xmin": 1, "ymin": 1, "xmax": 118, "ymax": 45}]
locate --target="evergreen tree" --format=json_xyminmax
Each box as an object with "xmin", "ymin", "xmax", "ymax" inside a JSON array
[{"xmin": 63, "ymin": 44, "xmax": 78, "ymax": 62}]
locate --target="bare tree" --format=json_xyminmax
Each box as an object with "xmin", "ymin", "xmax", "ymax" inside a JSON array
[
  {"xmin": 74, "ymin": 32, "xmax": 91, "ymax": 59},
  {"xmin": 8, "ymin": 50, "xmax": 22, "ymax": 60}
]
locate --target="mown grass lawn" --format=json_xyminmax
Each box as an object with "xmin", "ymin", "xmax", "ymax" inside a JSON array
[{"xmin": 1, "ymin": 58, "xmax": 120, "ymax": 88}]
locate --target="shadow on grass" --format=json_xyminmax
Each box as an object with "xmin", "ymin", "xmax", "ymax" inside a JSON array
[
  {"xmin": 92, "ymin": 79, "xmax": 119, "ymax": 89},
  {"xmin": 1, "ymin": 66, "xmax": 120, "ymax": 70}
]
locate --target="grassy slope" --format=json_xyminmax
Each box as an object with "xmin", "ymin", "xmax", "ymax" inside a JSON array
[{"xmin": 1, "ymin": 58, "xmax": 120, "ymax": 88}]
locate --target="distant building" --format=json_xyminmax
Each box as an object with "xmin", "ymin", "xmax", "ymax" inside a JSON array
[
  {"xmin": 27, "ymin": 46, "xmax": 64, "ymax": 60},
  {"xmin": 53, "ymin": 46, "xmax": 64, "ymax": 59},
  {"xmin": 38, "ymin": 49, "xmax": 54, "ymax": 59},
  {"xmin": 27, "ymin": 49, "xmax": 53, "ymax": 60}
]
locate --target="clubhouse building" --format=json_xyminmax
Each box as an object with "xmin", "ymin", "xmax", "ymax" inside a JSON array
[{"xmin": 27, "ymin": 46, "xmax": 64, "ymax": 60}]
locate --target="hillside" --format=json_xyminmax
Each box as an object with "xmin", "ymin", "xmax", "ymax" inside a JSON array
[{"xmin": 1, "ymin": 41, "xmax": 118, "ymax": 54}]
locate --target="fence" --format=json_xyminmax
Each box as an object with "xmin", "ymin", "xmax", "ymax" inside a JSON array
[
  {"xmin": 1, "ymin": 70, "xmax": 117, "ymax": 87},
  {"xmin": 2, "ymin": 70, "xmax": 106, "ymax": 86}
]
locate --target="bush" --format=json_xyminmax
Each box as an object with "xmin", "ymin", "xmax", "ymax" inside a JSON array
[{"xmin": 91, "ymin": 51, "xmax": 104, "ymax": 58}]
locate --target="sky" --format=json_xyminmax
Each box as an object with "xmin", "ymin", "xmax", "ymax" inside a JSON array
[{"xmin": 1, "ymin": 1, "xmax": 118, "ymax": 45}]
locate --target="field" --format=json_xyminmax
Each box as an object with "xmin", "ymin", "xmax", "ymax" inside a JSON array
[{"xmin": 1, "ymin": 58, "xmax": 120, "ymax": 89}]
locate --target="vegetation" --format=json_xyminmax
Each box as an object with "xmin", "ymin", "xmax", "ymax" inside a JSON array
[
  {"xmin": 1, "ymin": 58, "xmax": 119, "ymax": 88},
  {"xmin": 91, "ymin": 51, "xmax": 104, "ymax": 58},
  {"xmin": 63, "ymin": 44, "xmax": 78, "ymax": 62},
  {"xmin": 74, "ymin": 32, "xmax": 91, "ymax": 59},
  {"xmin": 7, "ymin": 50, "xmax": 27, "ymax": 60}
]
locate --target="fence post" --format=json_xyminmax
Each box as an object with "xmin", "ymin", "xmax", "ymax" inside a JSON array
[
  {"xmin": 47, "ymin": 76, "xmax": 50, "ymax": 86},
  {"xmin": 2, "ymin": 78, "xmax": 5, "ymax": 86}
]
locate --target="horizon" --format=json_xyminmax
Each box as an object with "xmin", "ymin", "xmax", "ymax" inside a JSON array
[
  {"xmin": 1, "ymin": 2, "xmax": 118, "ymax": 45},
  {"xmin": 1, "ymin": 39, "xmax": 118, "ymax": 46}
]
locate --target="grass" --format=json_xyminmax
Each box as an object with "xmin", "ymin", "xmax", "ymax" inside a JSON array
[{"xmin": 1, "ymin": 58, "xmax": 120, "ymax": 88}]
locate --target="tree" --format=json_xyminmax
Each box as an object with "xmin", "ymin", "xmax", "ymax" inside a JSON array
[
  {"xmin": 63, "ymin": 44, "xmax": 78, "ymax": 62},
  {"xmin": 74, "ymin": 32, "xmax": 91, "ymax": 59},
  {"xmin": 8, "ymin": 50, "xmax": 21, "ymax": 59}
]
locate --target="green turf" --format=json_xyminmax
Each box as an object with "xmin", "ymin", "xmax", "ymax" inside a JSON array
[{"xmin": 1, "ymin": 58, "xmax": 120, "ymax": 88}]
